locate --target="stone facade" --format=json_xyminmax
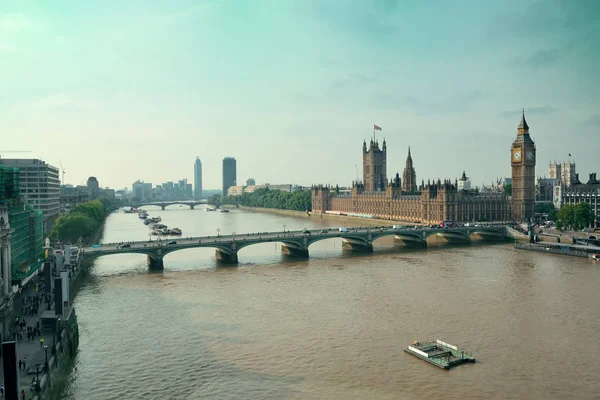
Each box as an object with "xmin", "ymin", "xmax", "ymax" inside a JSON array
[
  {"xmin": 510, "ymin": 110, "xmax": 536, "ymax": 221},
  {"xmin": 311, "ymin": 117, "xmax": 536, "ymax": 223},
  {"xmin": 362, "ymin": 138, "xmax": 387, "ymax": 192},
  {"xmin": 402, "ymin": 147, "xmax": 417, "ymax": 193}
]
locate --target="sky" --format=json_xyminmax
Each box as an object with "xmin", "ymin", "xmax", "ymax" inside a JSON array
[{"xmin": 1, "ymin": 0, "xmax": 599, "ymax": 190}]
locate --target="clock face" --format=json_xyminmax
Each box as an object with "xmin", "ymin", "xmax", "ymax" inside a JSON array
[
  {"xmin": 512, "ymin": 150, "xmax": 521, "ymax": 161},
  {"xmin": 526, "ymin": 151, "xmax": 534, "ymax": 160}
]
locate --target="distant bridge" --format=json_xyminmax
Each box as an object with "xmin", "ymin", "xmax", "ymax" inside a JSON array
[
  {"xmin": 132, "ymin": 200, "xmax": 208, "ymax": 210},
  {"xmin": 79, "ymin": 225, "xmax": 511, "ymax": 270}
]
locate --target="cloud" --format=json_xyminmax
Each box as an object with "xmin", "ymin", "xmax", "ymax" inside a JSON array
[
  {"xmin": 371, "ymin": 91, "xmax": 483, "ymax": 115},
  {"xmin": 584, "ymin": 115, "xmax": 600, "ymax": 128},
  {"xmin": 148, "ymin": 1, "xmax": 223, "ymax": 25},
  {"xmin": 29, "ymin": 94, "xmax": 90, "ymax": 110},
  {"xmin": 0, "ymin": 13, "xmax": 37, "ymax": 31},
  {"xmin": 329, "ymin": 73, "xmax": 376, "ymax": 93},
  {"xmin": 513, "ymin": 48, "xmax": 567, "ymax": 69},
  {"xmin": 498, "ymin": 106, "xmax": 558, "ymax": 118}
]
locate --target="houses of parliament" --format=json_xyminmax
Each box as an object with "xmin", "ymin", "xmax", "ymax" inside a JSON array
[{"xmin": 312, "ymin": 112, "xmax": 536, "ymax": 223}]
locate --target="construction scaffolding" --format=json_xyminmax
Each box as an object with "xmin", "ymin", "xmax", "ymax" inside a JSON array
[
  {"xmin": 9, "ymin": 205, "xmax": 44, "ymax": 282},
  {"xmin": 1, "ymin": 163, "xmax": 44, "ymax": 282}
]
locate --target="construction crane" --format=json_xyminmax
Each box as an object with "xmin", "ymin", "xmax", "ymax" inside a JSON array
[
  {"xmin": 0, "ymin": 150, "xmax": 32, "ymax": 159},
  {"xmin": 59, "ymin": 159, "xmax": 66, "ymax": 185}
]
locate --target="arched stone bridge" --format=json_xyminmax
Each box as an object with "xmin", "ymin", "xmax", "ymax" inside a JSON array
[
  {"xmin": 79, "ymin": 225, "xmax": 511, "ymax": 270},
  {"xmin": 132, "ymin": 200, "xmax": 208, "ymax": 210}
]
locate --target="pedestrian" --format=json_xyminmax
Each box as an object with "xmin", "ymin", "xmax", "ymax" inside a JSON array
[
  {"xmin": 39, "ymin": 336, "xmax": 44, "ymax": 347},
  {"xmin": 22, "ymin": 359, "xmax": 26, "ymax": 371},
  {"xmin": 21, "ymin": 389, "xmax": 25, "ymax": 400},
  {"xmin": 18, "ymin": 359, "xmax": 22, "ymax": 370}
]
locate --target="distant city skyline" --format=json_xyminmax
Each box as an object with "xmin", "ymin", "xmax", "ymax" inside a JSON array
[{"xmin": 1, "ymin": 1, "xmax": 598, "ymax": 189}]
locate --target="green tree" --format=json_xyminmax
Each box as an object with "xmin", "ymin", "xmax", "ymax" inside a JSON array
[
  {"xmin": 209, "ymin": 188, "xmax": 312, "ymax": 211},
  {"xmin": 50, "ymin": 199, "xmax": 109, "ymax": 243},
  {"xmin": 535, "ymin": 203, "xmax": 557, "ymax": 221},
  {"xmin": 557, "ymin": 205, "xmax": 575, "ymax": 230},
  {"xmin": 574, "ymin": 203, "xmax": 593, "ymax": 230},
  {"xmin": 504, "ymin": 184, "xmax": 512, "ymax": 196}
]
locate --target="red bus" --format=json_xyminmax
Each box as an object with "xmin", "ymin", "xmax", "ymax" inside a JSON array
[{"xmin": 440, "ymin": 220, "xmax": 455, "ymax": 228}]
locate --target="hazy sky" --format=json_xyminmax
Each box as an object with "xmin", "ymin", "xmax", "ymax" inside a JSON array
[{"xmin": 1, "ymin": 0, "xmax": 598, "ymax": 190}]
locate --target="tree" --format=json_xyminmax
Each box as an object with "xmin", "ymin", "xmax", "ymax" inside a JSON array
[
  {"xmin": 557, "ymin": 205, "xmax": 575, "ymax": 230},
  {"xmin": 574, "ymin": 203, "xmax": 593, "ymax": 230},
  {"xmin": 50, "ymin": 199, "xmax": 108, "ymax": 243},
  {"xmin": 209, "ymin": 188, "xmax": 312, "ymax": 211},
  {"xmin": 504, "ymin": 184, "xmax": 512, "ymax": 196},
  {"xmin": 535, "ymin": 203, "xmax": 558, "ymax": 221}
]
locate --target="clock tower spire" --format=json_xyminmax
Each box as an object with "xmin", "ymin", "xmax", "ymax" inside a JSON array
[{"xmin": 511, "ymin": 108, "xmax": 536, "ymax": 221}]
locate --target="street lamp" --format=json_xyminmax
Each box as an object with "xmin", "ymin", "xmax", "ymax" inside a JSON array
[
  {"xmin": 217, "ymin": 228, "xmax": 220, "ymax": 237},
  {"xmin": 44, "ymin": 345, "xmax": 49, "ymax": 372},
  {"xmin": 35, "ymin": 364, "xmax": 41, "ymax": 393},
  {"xmin": 283, "ymin": 224, "xmax": 286, "ymax": 233},
  {"xmin": 52, "ymin": 320, "xmax": 58, "ymax": 355}
]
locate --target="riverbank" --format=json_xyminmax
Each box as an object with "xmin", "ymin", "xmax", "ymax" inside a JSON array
[{"xmin": 231, "ymin": 206, "xmax": 420, "ymax": 228}]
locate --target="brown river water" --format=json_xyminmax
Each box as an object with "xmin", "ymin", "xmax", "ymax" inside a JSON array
[{"xmin": 59, "ymin": 207, "xmax": 600, "ymax": 400}]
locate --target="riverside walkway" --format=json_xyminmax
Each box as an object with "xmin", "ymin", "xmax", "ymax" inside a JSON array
[
  {"xmin": 80, "ymin": 225, "xmax": 511, "ymax": 269},
  {"xmin": 0, "ymin": 277, "xmax": 54, "ymax": 399}
]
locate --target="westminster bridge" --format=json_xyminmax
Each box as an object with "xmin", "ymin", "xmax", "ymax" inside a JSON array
[
  {"xmin": 132, "ymin": 200, "xmax": 208, "ymax": 210},
  {"xmin": 79, "ymin": 225, "xmax": 513, "ymax": 270}
]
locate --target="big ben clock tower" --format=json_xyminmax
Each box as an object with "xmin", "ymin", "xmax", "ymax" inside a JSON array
[{"xmin": 511, "ymin": 109, "xmax": 536, "ymax": 221}]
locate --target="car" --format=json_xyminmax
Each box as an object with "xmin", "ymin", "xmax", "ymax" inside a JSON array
[
  {"xmin": 120, "ymin": 244, "xmax": 131, "ymax": 248},
  {"xmin": 320, "ymin": 230, "xmax": 328, "ymax": 234},
  {"xmin": 167, "ymin": 241, "xmax": 177, "ymax": 245}
]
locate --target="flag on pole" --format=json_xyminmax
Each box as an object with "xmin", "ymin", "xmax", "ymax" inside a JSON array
[
  {"xmin": 374, "ymin": 124, "xmax": 382, "ymax": 131},
  {"xmin": 568, "ymin": 153, "xmax": 572, "ymax": 157}
]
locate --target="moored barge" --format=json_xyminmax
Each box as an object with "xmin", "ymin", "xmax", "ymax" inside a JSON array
[{"xmin": 404, "ymin": 339, "xmax": 475, "ymax": 369}]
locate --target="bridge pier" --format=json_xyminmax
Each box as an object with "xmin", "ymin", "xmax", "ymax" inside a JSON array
[
  {"xmin": 394, "ymin": 236, "xmax": 427, "ymax": 248},
  {"xmin": 161, "ymin": 205, "xmax": 166, "ymax": 210},
  {"xmin": 281, "ymin": 244, "xmax": 309, "ymax": 258},
  {"xmin": 190, "ymin": 205, "xmax": 195, "ymax": 210},
  {"xmin": 147, "ymin": 255, "xmax": 164, "ymax": 270},
  {"xmin": 215, "ymin": 249, "xmax": 238, "ymax": 264},
  {"xmin": 342, "ymin": 240, "xmax": 373, "ymax": 253}
]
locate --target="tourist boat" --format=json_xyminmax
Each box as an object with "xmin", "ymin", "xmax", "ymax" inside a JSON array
[
  {"xmin": 143, "ymin": 219, "xmax": 152, "ymax": 225},
  {"xmin": 217, "ymin": 209, "xmax": 229, "ymax": 213},
  {"xmin": 151, "ymin": 230, "xmax": 161, "ymax": 235},
  {"xmin": 404, "ymin": 339, "xmax": 475, "ymax": 370},
  {"xmin": 205, "ymin": 207, "xmax": 216, "ymax": 212},
  {"xmin": 170, "ymin": 228, "xmax": 182, "ymax": 235},
  {"xmin": 160, "ymin": 228, "xmax": 170, "ymax": 235},
  {"xmin": 589, "ymin": 253, "xmax": 600, "ymax": 261}
]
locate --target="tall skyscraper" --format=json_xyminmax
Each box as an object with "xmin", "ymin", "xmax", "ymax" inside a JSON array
[
  {"xmin": 222, "ymin": 157, "xmax": 237, "ymax": 195},
  {"xmin": 194, "ymin": 157, "xmax": 202, "ymax": 199},
  {"xmin": 87, "ymin": 176, "xmax": 99, "ymax": 199},
  {"xmin": 511, "ymin": 109, "xmax": 536, "ymax": 221}
]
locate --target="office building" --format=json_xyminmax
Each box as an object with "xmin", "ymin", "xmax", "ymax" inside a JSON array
[
  {"xmin": 562, "ymin": 173, "xmax": 600, "ymax": 228},
  {"xmin": 87, "ymin": 176, "xmax": 100, "ymax": 199},
  {"xmin": 222, "ymin": 157, "xmax": 237, "ymax": 195},
  {"xmin": 0, "ymin": 158, "xmax": 60, "ymax": 233},
  {"xmin": 194, "ymin": 157, "xmax": 203, "ymax": 199},
  {"xmin": 132, "ymin": 180, "xmax": 153, "ymax": 201}
]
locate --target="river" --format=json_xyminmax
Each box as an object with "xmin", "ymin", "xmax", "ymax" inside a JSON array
[{"xmin": 59, "ymin": 206, "xmax": 600, "ymax": 399}]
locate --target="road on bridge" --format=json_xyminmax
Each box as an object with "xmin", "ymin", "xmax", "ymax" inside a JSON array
[{"xmin": 81, "ymin": 225, "xmax": 420, "ymax": 252}]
